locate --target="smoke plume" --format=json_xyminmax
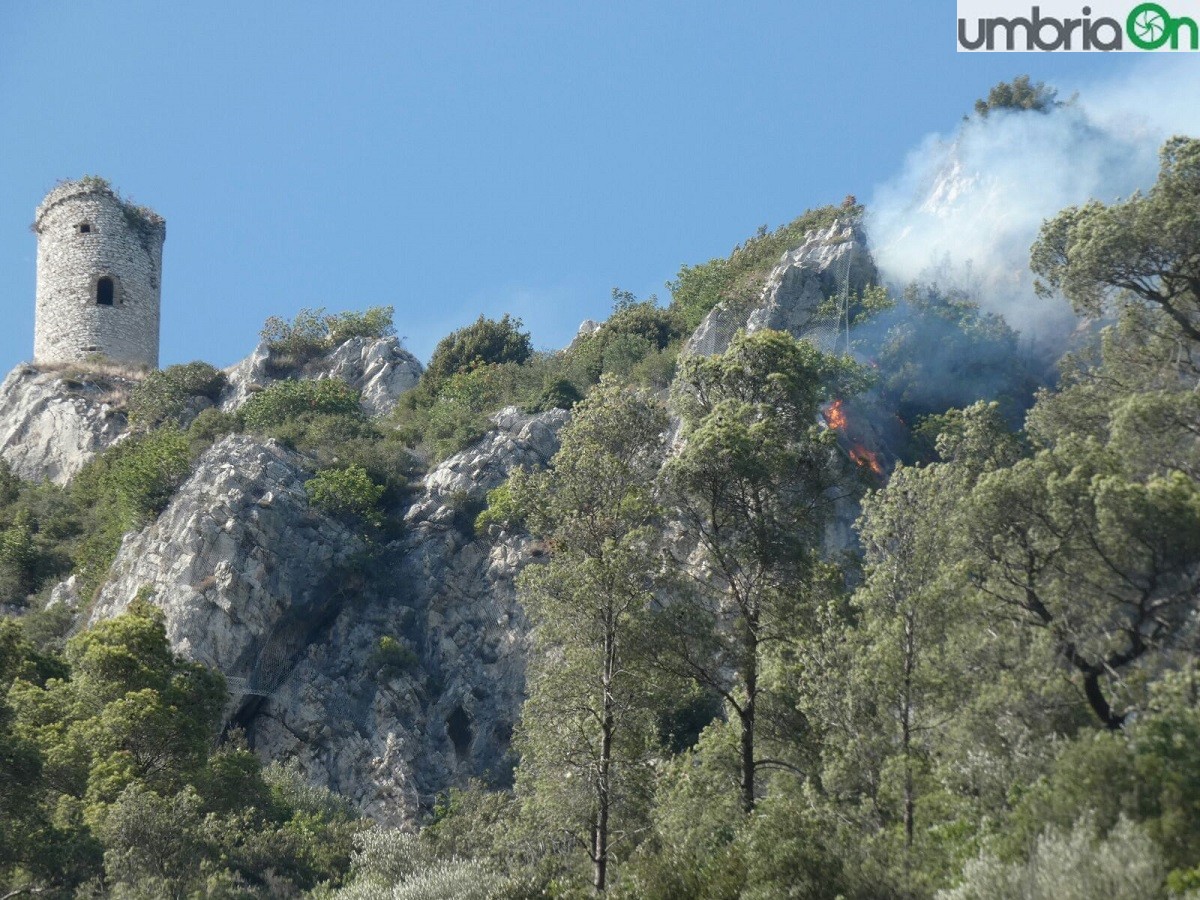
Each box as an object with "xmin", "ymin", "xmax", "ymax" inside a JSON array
[{"xmin": 866, "ymin": 60, "xmax": 1200, "ymax": 348}]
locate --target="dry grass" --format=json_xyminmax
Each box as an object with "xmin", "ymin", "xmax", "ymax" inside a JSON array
[{"xmin": 34, "ymin": 359, "xmax": 149, "ymax": 384}]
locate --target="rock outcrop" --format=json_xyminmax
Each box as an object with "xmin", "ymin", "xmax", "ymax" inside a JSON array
[
  {"xmin": 686, "ymin": 220, "xmax": 877, "ymax": 357},
  {"xmin": 90, "ymin": 407, "xmax": 567, "ymax": 825},
  {"xmin": 91, "ymin": 435, "xmax": 364, "ymax": 684},
  {"xmin": 222, "ymin": 336, "xmax": 422, "ymax": 416},
  {"xmin": 0, "ymin": 364, "xmax": 135, "ymax": 484},
  {"xmin": 246, "ymin": 406, "xmax": 567, "ymax": 823}
]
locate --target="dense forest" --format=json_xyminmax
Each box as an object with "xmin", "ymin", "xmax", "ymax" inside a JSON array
[{"xmin": 3, "ymin": 83, "xmax": 1200, "ymax": 898}]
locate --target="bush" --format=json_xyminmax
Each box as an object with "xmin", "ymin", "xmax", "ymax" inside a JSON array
[
  {"xmin": 241, "ymin": 379, "xmax": 363, "ymax": 431},
  {"xmin": 327, "ymin": 307, "xmax": 396, "ymax": 344},
  {"xmin": 260, "ymin": 306, "xmax": 396, "ymax": 369},
  {"xmin": 127, "ymin": 362, "xmax": 227, "ymax": 427},
  {"xmin": 937, "ymin": 816, "xmax": 1166, "ymax": 900},
  {"xmin": 0, "ymin": 510, "xmax": 38, "ymax": 603},
  {"xmin": 529, "ymin": 378, "xmax": 582, "ymax": 412},
  {"xmin": 305, "ymin": 465, "xmax": 385, "ymax": 527},
  {"xmin": 395, "ymin": 364, "xmax": 522, "ymax": 462},
  {"xmin": 556, "ymin": 295, "xmax": 684, "ymax": 389},
  {"xmin": 973, "ymin": 75, "xmax": 1060, "ymax": 118},
  {"xmin": 240, "ymin": 379, "xmax": 414, "ymax": 521},
  {"xmin": 474, "ymin": 481, "xmax": 526, "ymax": 533},
  {"xmin": 389, "ymin": 860, "xmax": 512, "ymax": 900},
  {"xmin": 71, "ymin": 428, "xmax": 195, "ymax": 598},
  {"xmin": 368, "ymin": 636, "xmax": 420, "ymax": 680},
  {"xmin": 186, "ymin": 407, "xmax": 239, "ymax": 444},
  {"xmin": 424, "ymin": 315, "xmax": 532, "ymax": 391}
]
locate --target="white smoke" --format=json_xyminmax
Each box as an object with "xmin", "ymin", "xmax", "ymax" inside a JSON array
[{"xmin": 866, "ymin": 60, "xmax": 1200, "ymax": 347}]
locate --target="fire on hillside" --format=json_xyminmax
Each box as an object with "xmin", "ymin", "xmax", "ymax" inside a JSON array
[{"xmin": 823, "ymin": 399, "xmax": 885, "ymax": 477}]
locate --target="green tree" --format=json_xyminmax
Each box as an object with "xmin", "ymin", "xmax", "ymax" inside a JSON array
[
  {"xmin": 71, "ymin": 428, "xmax": 195, "ymax": 598},
  {"xmin": 424, "ymin": 314, "xmax": 533, "ymax": 391},
  {"xmin": 305, "ymin": 464, "xmax": 386, "ymax": 528},
  {"xmin": 511, "ymin": 378, "xmax": 669, "ymax": 891},
  {"xmin": 668, "ymin": 206, "xmax": 847, "ymax": 330},
  {"xmin": 1032, "ymin": 136, "xmax": 1200, "ymax": 347},
  {"xmin": 4, "ymin": 605, "xmax": 362, "ymax": 896},
  {"xmin": 0, "ymin": 509, "xmax": 38, "ymax": 603},
  {"xmin": 972, "ymin": 75, "xmax": 1060, "ymax": 118},
  {"xmin": 961, "ymin": 438, "xmax": 1200, "ymax": 730},
  {"xmin": 820, "ymin": 403, "xmax": 1022, "ymax": 894},
  {"xmin": 260, "ymin": 306, "xmax": 396, "ymax": 369},
  {"xmin": 240, "ymin": 378, "xmax": 363, "ymax": 431},
  {"xmin": 939, "ymin": 815, "xmax": 1166, "ymax": 900},
  {"xmin": 658, "ymin": 329, "xmax": 866, "ymax": 812}
]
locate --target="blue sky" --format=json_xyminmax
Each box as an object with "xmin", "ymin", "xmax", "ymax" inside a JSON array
[{"xmin": 0, "ymin": 2, "xmax": 1170, "ymax": 372}]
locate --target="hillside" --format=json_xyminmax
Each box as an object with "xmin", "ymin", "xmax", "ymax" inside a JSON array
[{"xmin": 3, "ymin": 124, "xmax": 1200, "ymax": 898}]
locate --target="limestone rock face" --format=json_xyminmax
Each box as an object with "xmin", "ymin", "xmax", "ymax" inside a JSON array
[
  {"xmin": 685, "ymin": 220, "xmax": 877, "ymax": 357},
  {"xmin": 0, "ymin": 365, "xmax": 134, "ymax": 485},
  {"xmin": 222, "ymin": 336, "xmax": 422, "ymax": 417},
  {"xmin": 322, "ymin": 337, "xmax": 424, "ymax": 417},
  {"xmin": 88, "ymin": 408, "xmax": 567, "ymax": 826},
  {"xmin": 246, "ymin": 405, "xmax": 567, "ymax": 824},
  {"xmin": 91, "ymin": 435, "xmax": 364, "ymax": 684},
  {"xmin": 220, "ymin": 342, "xmax": 272, "ymax": 412}
]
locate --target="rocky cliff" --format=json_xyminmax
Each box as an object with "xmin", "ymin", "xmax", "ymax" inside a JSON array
[
  {"xmin": 0, "ymin": 364, "xmax": 135, "ymax": 484},
  {"xmin": 89, "ymin": 404, "xmax": 565, "ymax": 824},
  {"xmin": 686, "ymin": 219, "xmax": 877, "ymax": 357},
  {"xmin": 4, "ymin": 221, "xmax": 869, "ymax": 825},
  {"xmin": 222, "ymin": 335, "xmax": 422, "ymax": 417}
]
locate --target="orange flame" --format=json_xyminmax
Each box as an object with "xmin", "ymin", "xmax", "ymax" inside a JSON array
[
  {"xmin": 850, "ymin": 444, "xmax": 884, "ymax": 476},
  {"xmin": 824, "ymin": 399, "xmax": 847, "ymax": 431}
]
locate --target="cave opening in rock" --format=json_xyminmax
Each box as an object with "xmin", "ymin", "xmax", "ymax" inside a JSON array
[{"xmin": 447, "ymin": 706, "xmax": 472, "ymax": 758}]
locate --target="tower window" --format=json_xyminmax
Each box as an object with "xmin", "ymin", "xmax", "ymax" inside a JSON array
[
  {"xmin": 77, "ymin": 223, "xmax": 92, "ymax": 234},
  {"xmin": 96, "ymin": 277, "xmax": 115, "ymax": 306}
]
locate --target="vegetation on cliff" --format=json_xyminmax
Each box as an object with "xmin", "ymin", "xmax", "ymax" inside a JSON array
[{"xmin": 3, "ymin": 109, "xmax": 1200, "ymax": 897}]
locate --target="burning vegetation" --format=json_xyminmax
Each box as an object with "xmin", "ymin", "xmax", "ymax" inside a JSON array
[{"xmin": 824, "ymin": 399, "xmax": 885, "ymax": 476}]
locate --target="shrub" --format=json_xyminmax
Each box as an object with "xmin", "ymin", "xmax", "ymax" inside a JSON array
[
  {"xmin": 556, "ymin": 295, "xmax": 685, "ymax": 389},
  {"xmin": 474, "ymin": 481, "xmax": 525, "ymax": 533},
  {"xmin": 529, "ymin": 378, "xmax": 582, "ymax": 412},
  {"xmin": 0, "ymin": 510, "xmax": 38, "ymax": 603},
  {"xmin": 72, "ymin": 428, "xmax": 195, "ymax": 598},
  {"xmin": 327, "ymin": 307, "xmax": 396, "ymax": 344},
  {"xmin": 127, "ymin": 362, "xmax": 227, "ymax": 427},
  {"xmin": 389, "ymin": 860, "xmax": 512, "ymax": 900},
  {"xmin": 241, "ymin": 379, "xmax": 363, "ymax": 431},
  {"xmin": 186, "ymin": 407, "xmax": 239, "ymax": 444},
  {"xmin": 260, "ymin": 306, "xmax": 396, "ymax": 369},
  {"xmin": 306, "ymin": 465, "xmax": 385, "ymax": 527},
  {"xmin": 395, "ymin": 364, "xmax": 523, "ymax": 462},
  {"xmin": 424, "ymin": 315, "xmax": 532, "ymax": 391},
  {"xmin": 240, "ymin": 379, "xmax": 413, "ymax": 520},
  {"xmin": 973, "ymin": 75, "xmax": 1060, "ymax": 118},
  {"xmin": 261, "ymin": 308, "xmax": 329, "ymax": 363},
  {"xmin": 368, "ymin": 636, "xmax": 420, "ymax": 679},
  {"xmin": 937, "ymin": 816, "xmax": 1166, "ymax": 900}
]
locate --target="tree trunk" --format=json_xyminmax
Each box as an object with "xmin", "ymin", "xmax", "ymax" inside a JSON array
[
  {"xmin": 1083, "ymin": 669, "xmax": 1125, "ymax": 731},
  {"xmin": 594, "ymin": 619, "xmax": 616, "ymax": 891},
  {"xmin": 740, "ymin": 641, "xmax": 758, "ymax": 813},
  {"xmin": 902, "ymin": 610, "xmax": 915, "ymax": 852}
]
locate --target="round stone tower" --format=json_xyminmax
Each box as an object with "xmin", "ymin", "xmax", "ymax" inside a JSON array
[{"xmin": 32, "ymin": 177, "xmax": 165, "ymax": 369}]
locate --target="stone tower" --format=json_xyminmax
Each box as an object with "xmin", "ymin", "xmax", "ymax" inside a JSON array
[{"xmin": 32, "ymin": 177, "xmax": 165, "ymax": 369}]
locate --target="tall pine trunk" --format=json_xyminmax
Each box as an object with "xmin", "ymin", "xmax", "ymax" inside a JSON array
[{"xmin": 594, "ymin": 616, "xmax": 616, "ymax": 890}]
